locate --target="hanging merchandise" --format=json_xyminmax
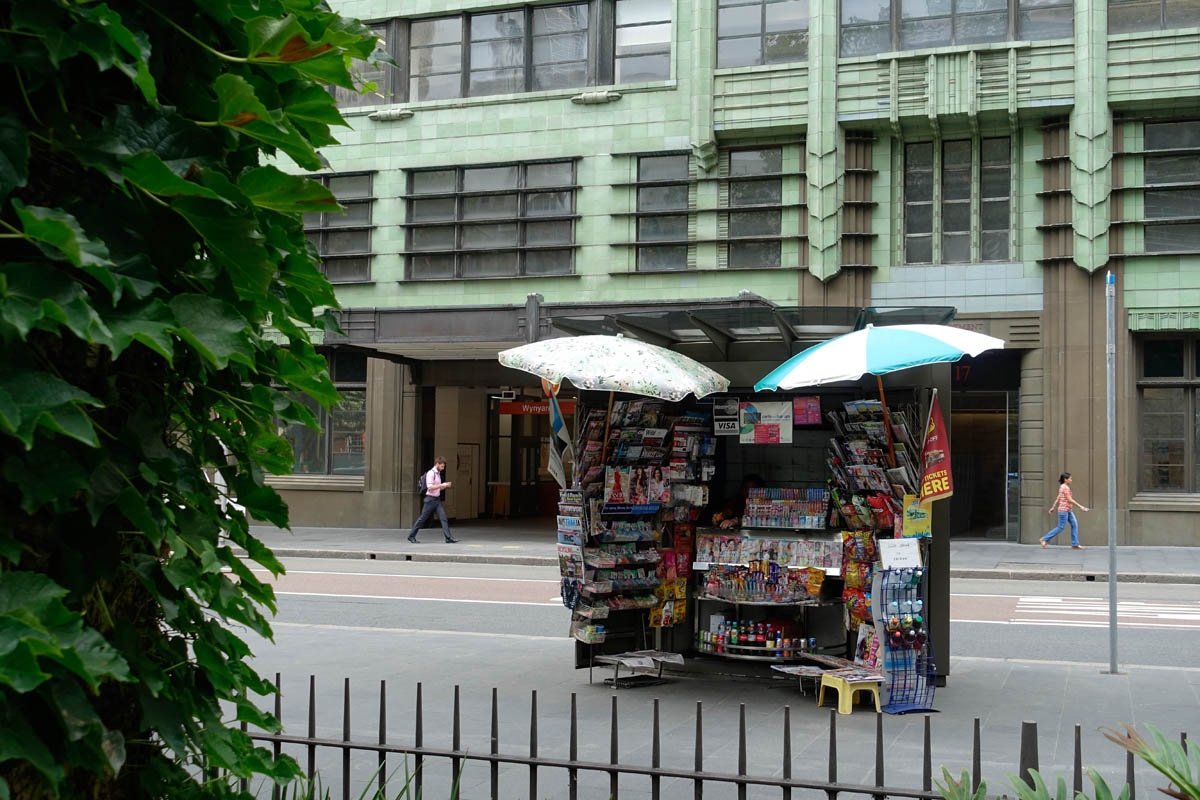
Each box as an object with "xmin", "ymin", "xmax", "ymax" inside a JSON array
[{"xmin": 875, "ymin": 565, "xmax": 936, "ymax": 712}]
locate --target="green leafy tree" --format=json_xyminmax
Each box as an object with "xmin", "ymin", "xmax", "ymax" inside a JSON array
[{"xmin": 0, "ymin": 1, "xmax": 381, "ymax": 796}]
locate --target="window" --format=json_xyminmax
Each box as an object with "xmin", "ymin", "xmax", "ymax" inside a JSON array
[
  {"xmin": 303, "ymin": 174, "xmax": 374, "ymax": 283},
  {"xmin": 1143, "ymin": 121, "xmax": 1200, "ymax": 253},
  {"xmin": 840, "ymin": 0, "xmax": 1071, "ymax": 56},
  {"xmin": 903, "ymin": 137, "xmax": 1010, "ymax": 264},
  {"xmin": 398, "ymin": 1, "xmax": 671, "ymax": 104},
  {"xmin": 334, "ymin": 23, "xmax": 399, "ymax": 108},
  {"xmin": 1137, "ymin": 337, "xmax": 1200, "ymax": 493},
  {"xmin": 717, "ymin": 0, "xmax": 810, "ymax": 67},
  {"xmin": 725, "ymin": 147, "xmax": 785, "ymax": 268},
  {"xmin": 636, "ymin": 154, "xmax": 691, "ymax": 271},
  {"xmin": 615, "ymin": 0, "xmax": 673, "ymax": 82},
  {"xmin": 283, "ymin": 351, "xmax": 368, "ymax": 476},
  {"xmin": 406, "ymin": 160, "xmax": 577, "ymax": 279},
  {"xmin": 1109, "ymin": 0, "xmax": 1200, "ymax": 33}
]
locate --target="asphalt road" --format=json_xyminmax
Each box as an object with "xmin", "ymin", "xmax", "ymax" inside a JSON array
[{"xmin": 237, "ymin": 559, "xmax": 1200, "ymax": 800}]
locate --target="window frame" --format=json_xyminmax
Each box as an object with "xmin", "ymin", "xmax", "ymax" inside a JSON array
[
  {"xmin": 303, "ymin": 172, "xmax": 375, "ymax": 284},
  {"xmin": 1108, "ymin": 0, "xmax": 1200, "ymax": 34},
  {"xmin": 720, "ymin": 144, "xmax": 798, "ymax": 270},
  {"xmin": 1142, "ymin": 119, "xmax": 1200, "ymax": 254},
  {"xmin": 283, "ymin": 350, "xmax": 369, "ymax": 477},
  {"xmin": 334, "ymin": 21, "xmax": 402, "ymax": 108},
  {"xmin": 839, "ymin": 0, "xmax": 1073, "ymax": 57},
  {"xmin": 634, "ymin": 152, "xmax": 692, "ymax": 272},
  {"xmin": 1136, "ymin": 335, "xmax": 1200, "ymax": 494},
  {"xmin": 403, "ymin": 159, "xmax": 580, "ymax": 280},
  {"xmin": 716, "ymin": 0, "xmax": 811, "ymax": 69},
  {"xmin": 902, "ymin": 136, "xmax": 1012, "ymax": 265}
]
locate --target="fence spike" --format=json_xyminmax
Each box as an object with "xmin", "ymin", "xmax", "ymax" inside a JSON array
[
  {"xmin": 530, "ymin": 690, "xmax": 539, "ymax": 800},
  {"xmin": 240, "ymin": 719, "xmax": 249, "ymax": 794},
  {"xmin": 415, "ymin": 682, "xmax": 424, "ymax": 800},
  {"xmin": 273, "ymin": 673, "xmax": 282, "ymax": 800},
  {"xmin": 783, "ymin": 706, "xmax": 792, "ymax": 800},
  {"xmin": 610, "ymin": 694, "xmax": 620, "ymax": 800},
  {"xmin": 827, "ymin": 708, "xmax": 838, "ymax": 800},
  {"xmin": 1128, "ymin": 747, "xmax": 1137, "ymax": 800},
  {"xmin": 1018, "ymin": 720, "xmax": 1039, "ymax": 789},
  {"xmin": 491, "ymin": 687, "xmax": 500, "ymax": 799},
  {"xmin": 307, "ymin": 675, "xmax": 316, "ymax": 781},
  {"xmin": 695, "ymin": 701, "xmax": 704, "ymax": 800},
  {"xmin": 874, "ymin": 712, "xmax": 885, "ymax": 800},
  {"xmin": 738, "ymin": 704, "xmax": 748, "ymax": 800},
  {"xmin": 972, "ymin": 718, "xmax": 981, "ymax": 793},
  {"xmin": 342, "ymin": 678, "xmax": 351, "ymax": 800},
  {"xmin": 569, "ymin": 692, "xmax": 579, "ymax": 800},
  {"xmin": 452, "ymin": 684, "xmax": 461, "ymax": 786},
  {"xmin": 1074, "ymin": 723, "xmax": 1083, "ymax": 795},
  {"xmin": 923, "ymin": 715, "xmax": 932, "ymax": 792},
  {"xmin": 652, "ymin": 698, "xmax": 661, "ymax": 800},
  {"xmin": 378, "ymin": 680, "xmax": 387, "ymax": 799}
]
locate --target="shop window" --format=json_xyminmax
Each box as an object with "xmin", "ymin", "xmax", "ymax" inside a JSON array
[
  {"xmin": 840, "ymin": 0, "xmax": 1071, "ymax": 57},
  {"xmin": 1109, "ymin": 0, "xmax": 1200, "ymax": 33},
  {"xmin": 636, "ymin": 154, "xmax": 691, "ymax": 271},
  {"xmin": 717, "ymin": 0, "xmax": 810, "ymax": 68},
  {"xmin": 903, "ymin": 137, "xmax": 1010, "ymax": 264},
  {"xmin": 405, "ymin": 160, "xmax": 577, "ymax": 279},
  {"xmin": 724, "ymin": 147, "xmax": 786, "ymax": 269},
  {"xmin": 281, "ymin": 351, "xmax": 368, "ymax": 476},
  {"xmin": 303, "ymin": 174, "xmax": 374, "ymax": 283},
  {"xmin": 1137, "ymin": 336, "xmax": 1200, "ymax": 493}
]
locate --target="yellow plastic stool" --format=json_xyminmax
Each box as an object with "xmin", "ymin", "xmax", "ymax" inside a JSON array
[{"xmin": 817, "ymin": 674, "xmax": 882, "ymax": 715}]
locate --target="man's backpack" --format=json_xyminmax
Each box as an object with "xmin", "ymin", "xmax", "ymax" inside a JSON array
[{"xmin": 417, "ymin": 472, "xmax": 427, "ymax": 498}]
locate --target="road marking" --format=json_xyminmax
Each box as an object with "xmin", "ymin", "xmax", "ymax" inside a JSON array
[
  {"xmin": 274, "ymin": 591, "xmax": 561, "ymax": 606},
  {"xmin": 262, "ymin": 570, "xmax": 559, "ymax": 584},
  {"xmin": 273, "ymin": 621, "xmax": 567, "ymax": 642}
]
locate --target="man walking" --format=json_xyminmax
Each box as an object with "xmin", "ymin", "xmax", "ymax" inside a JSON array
[{"xmin": 408, "ymin": 456, "xmax": 458, "ymax": 543}]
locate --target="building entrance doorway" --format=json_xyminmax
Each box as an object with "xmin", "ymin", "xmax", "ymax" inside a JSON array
[{"xmin": 949, "ymin": 390, "xmax": 1020, "ymax": 539}]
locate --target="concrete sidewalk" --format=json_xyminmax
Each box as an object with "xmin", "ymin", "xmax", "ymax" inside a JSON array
[{"xmin": 249, "ymin": 518, "xmax": 1200, "ymax": 582}]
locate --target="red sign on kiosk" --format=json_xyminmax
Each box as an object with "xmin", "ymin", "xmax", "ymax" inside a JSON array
[{"xmin": 918, "ymin": 392, "xmax": 953, "ymax": 504}]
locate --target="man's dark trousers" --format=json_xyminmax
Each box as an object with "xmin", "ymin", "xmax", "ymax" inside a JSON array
[{"xmin": 409, "ymin": 496, "xmax": 452, "ymax": 542}]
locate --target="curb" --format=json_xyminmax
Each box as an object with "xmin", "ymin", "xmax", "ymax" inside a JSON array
[
  {"xmin": 255, "ymin": 549, "xmax": 1200, "ymax": 583},
  {"xmin": 244, "ymin": 548, "xmax": 554, "ymax": 567}
]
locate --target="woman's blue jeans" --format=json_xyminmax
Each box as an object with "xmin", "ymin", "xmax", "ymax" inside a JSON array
[{"xmin": 1042, "ymin": 511, "xmax": 1079, "ymax": 546}]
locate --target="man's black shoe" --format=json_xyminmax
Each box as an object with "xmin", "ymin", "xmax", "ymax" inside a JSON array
[
  {"xmin": 407, "ymin": 534, "xmax": 419, "ymax": 543},
  {"xmin": 444, "ymin": 537, "xmax": 458, "ymax": 543}
]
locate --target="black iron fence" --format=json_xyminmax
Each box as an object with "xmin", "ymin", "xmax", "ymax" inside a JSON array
[{"xmin": 237, "ymin": 674, "xmax": 1164, "ymax": 800}]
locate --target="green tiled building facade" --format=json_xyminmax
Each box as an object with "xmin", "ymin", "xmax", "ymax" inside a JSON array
[{"xmin": 276, "ymin": 0, "xmax": 1200, "ymax": 546}]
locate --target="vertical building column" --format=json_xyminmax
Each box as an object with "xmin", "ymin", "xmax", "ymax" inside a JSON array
[
  {"xmin": 689, "ymin": 0, "xmax": 718, "ymax": 171},
  {"xmin": 362, "ymin": 359, "xmax": 421, "ymax": 528},
  {"xmin": 1070, "ymin": 0, "xmax": 1111, "ymax": 271},
  {"xmin": 807, "ymin": 0, "xmax": 841, "ymax": 281}
]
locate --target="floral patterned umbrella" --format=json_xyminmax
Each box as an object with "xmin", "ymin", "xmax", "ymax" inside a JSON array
[{"xmin": 498, "ymin": 334, "xmax": 730, "ymax": 401}]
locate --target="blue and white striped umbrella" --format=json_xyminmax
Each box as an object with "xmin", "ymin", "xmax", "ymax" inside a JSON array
[{"xmin": 755, "ymin": 324, "xmax": 1005, "ymax": 391}]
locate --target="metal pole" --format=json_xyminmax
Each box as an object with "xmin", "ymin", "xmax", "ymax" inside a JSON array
[{"xmin": 1106, "ymin": 270, "xmax": 1119, "ymax": 675}]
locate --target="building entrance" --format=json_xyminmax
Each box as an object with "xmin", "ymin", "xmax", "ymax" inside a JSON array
[{"xmin": 949, "ymin": 390, "xmax": 1020, "ymax": 539}]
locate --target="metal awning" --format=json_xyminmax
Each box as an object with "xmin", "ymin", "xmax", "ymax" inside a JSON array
[{"xmin": 550, "ymin": 305, "xmax": 957, "ymax": 366}]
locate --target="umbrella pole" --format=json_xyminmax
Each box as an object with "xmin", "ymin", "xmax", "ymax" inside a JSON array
[{"xmin": 876, "ymin": 375, "xmax": 898, "ymax": 469}]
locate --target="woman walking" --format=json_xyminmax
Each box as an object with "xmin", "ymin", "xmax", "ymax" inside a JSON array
[{"xmin": 1042, "ymin": 472, "xmax": 1088, "ymax": 549}]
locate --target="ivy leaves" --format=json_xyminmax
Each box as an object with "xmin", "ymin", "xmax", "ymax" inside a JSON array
[{"xmin": 0, "ymin": 0, "xmax": 373, "ymax": 796}]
